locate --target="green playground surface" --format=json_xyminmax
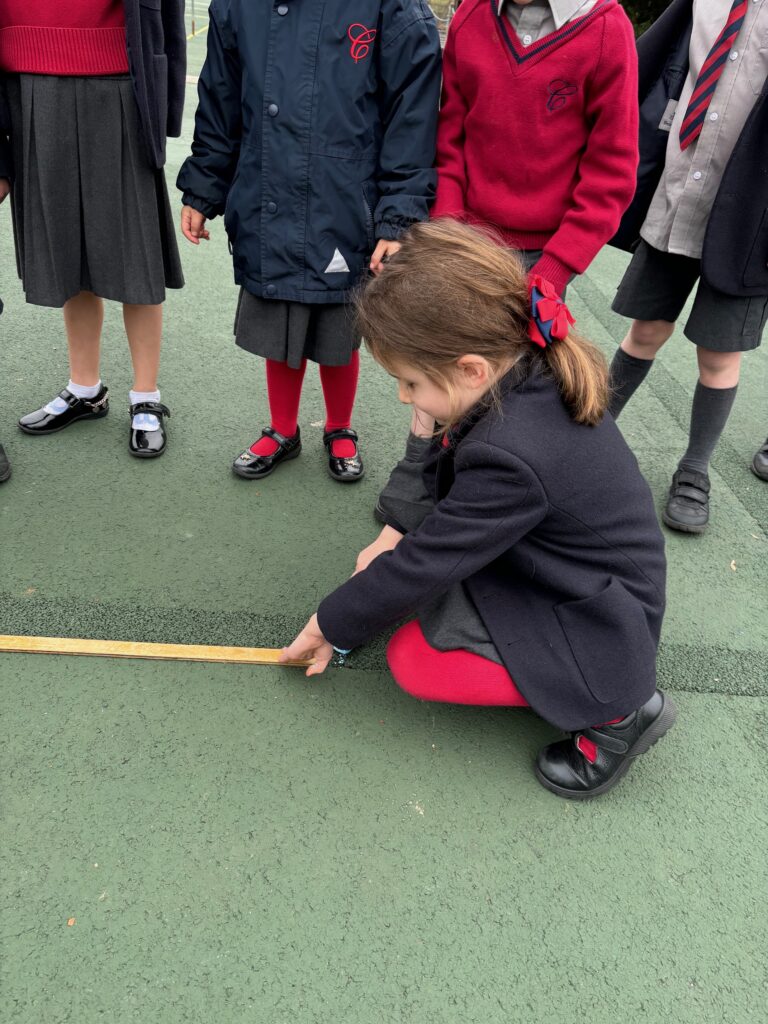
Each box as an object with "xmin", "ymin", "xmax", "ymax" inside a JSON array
[{"xmin": 1, "ymin": 33, "xmax": 766, "ymax": 1023}]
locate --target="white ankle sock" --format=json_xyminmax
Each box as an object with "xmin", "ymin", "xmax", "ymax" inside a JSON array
[
  {"xmin": 45, "ymin": 379, "xmax": 101, "ymax": 415},
  {"xmin": 130, "ymin": 389, "xmax": 161, "ymax": 431}
]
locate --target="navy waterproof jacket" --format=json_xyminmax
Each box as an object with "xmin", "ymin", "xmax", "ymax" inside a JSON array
[{"xmin": 177, "ymin": 0, "xmax": 442, "ymax": 303}]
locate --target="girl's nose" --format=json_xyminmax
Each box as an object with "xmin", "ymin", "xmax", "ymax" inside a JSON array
[{"xmin": 397, "ymin": 384, "xmax": 412, "ymax": 405}]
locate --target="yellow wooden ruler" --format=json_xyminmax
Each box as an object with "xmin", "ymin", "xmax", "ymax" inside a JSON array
[{"xmin": 0, "ymin": 634, "xmax": 311, "ymax": 667}]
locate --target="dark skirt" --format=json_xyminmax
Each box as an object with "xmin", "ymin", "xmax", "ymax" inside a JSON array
[
  {"xmin": 6, "ymin": 73, "xmax": 183, "ymax": 308},
  {"xmin": 234, "ymin": 288, "xmax": 361, "ymax": 369}
]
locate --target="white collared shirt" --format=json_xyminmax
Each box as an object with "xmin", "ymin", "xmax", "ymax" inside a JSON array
[
  {"xmin": 499, "ymin": 0, "xmax": 598, "ymax": 46},
  {"xmin": 642, "ymin": 0, "xmax": 768, "ymax": 258}
]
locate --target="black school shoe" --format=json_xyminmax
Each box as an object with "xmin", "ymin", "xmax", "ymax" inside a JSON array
[
  {"xmin": 752, "ymin": 438, "xmax": 768, "ymax": 481},
  {"xmin": 129, "ymin": 401, "xmax": 171, "ymax": 459},
  {"xmin": 18, "ymin": 384, "xmax": 110, "ymax": 435},
  {"xmin": 534, "ymin": 690, "xmax": 678, "ymax": 800},
  {"xmin": 323, "ymin": 427, "xmax": 364, "ymax": 483},
  {"xmin": 662, "ymin": 468, "xmax": 710, "ymax": 534},
  {"xmin": 232, "ymin": 426, "xmax": 301, "ymax": 479},
  {"xmin": 0, "ymin": 443, "xmax": 10, "ymax": 483}
]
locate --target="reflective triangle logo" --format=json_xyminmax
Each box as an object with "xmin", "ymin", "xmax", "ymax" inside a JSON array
[{"xmin": 324, "ymin": 248, "xmax": 350, "ymax": 274}]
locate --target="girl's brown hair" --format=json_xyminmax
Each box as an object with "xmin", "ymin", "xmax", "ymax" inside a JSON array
[{"xmin": 355, "ymin": 219, "xmax": 609, "ymax": 426}]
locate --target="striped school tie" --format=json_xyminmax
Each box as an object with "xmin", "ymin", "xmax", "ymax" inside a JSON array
[{"xmin": 679, "ymin": 0, "xmax": 749, "ymax": 151}]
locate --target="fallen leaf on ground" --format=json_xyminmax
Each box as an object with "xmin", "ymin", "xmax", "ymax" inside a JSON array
[{"xmin": 67, "ymin": 918, "xmax": 76, "ymax": 927}]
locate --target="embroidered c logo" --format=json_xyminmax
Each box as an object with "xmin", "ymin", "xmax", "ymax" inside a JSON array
[
  {"xmin": 547, "ymin": 79, "xmax": 578, "ymax": 112},
  {"xmin": 348, "ymin": 23, "xmax": 377, "ymax": 63}
]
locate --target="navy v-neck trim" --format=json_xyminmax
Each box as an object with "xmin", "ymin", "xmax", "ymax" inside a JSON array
[{"xmin": 492, "ymin": 0, "xmax": 612, "ymax": 65}]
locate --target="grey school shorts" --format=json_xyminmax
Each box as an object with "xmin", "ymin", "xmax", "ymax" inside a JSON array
[{"xmin": 612, "ymin": 240, "xmax": 767, "ymax": 352}]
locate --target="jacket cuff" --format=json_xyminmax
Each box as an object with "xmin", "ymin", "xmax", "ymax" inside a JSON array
[
  {"xmin": 530, "ymin": 253, "xmax": 576, "ymax": 297},
  {"xmin": 375, "ymin": 218, "xmax": 414, "ymax": 242},
  {"xmin": 181, "ymin": 192, "xmax": 221, "ymax": 220}
]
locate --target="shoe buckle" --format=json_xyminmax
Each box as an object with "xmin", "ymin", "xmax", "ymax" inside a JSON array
[{"xmin": 86, "ymin": 392, "xmax": 108, "ymax": 411}]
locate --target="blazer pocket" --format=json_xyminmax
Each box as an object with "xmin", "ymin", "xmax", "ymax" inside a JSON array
[{"xmin": 555, "ymin": 577, "xmax": 657, "ymax": 704}]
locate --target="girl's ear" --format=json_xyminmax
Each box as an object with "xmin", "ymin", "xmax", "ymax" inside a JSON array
[{"xmin": 456, "ymin": 354, "xmax": 491, "ymax": 390}]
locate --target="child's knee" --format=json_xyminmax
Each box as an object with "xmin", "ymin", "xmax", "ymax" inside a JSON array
[{"xmin": 628, "ymin": 319, "xmax": 674, "ymax": 351}]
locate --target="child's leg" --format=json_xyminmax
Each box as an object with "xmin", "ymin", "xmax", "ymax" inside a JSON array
[
  {"xmin": 608, "ymin": 319, "xmax": 674, "ymax": 418},
  {"xmin": 386, "ymin": 620, "xmax": 529, "ymax": 706},
  {"xmin": 319, "ymin": 350, "xmax": 359, "ymax": 458},
  {"xmin": 124, "ymin": 303, "xmax": 163, "ymax": 393},
  {"xmin": 250, "ymin": 358, "xmax": 308, "ymax": 455},
  {"xmin": 64, "ymin": 291, "xmax": 104, "ymax": 386},
  {"xmin": 677, "ymin": 348, "xmax": 740, "ymax": 474}
]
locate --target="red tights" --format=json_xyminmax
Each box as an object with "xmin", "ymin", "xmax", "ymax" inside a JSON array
[
  {"xmin": 250, "ymin": 352, "xmax": 360, "ymax": 458},
  {"xmin": 387, "ymin": 621, "xmax": 623, "ymax": 764},
  {"xmin": 386, "ymin": 620, "xmax": 529, "ymax": 707}
]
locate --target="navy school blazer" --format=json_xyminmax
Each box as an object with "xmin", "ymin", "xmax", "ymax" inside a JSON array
[
  {"xmin": 318, "ymin": 364, "xmax": 668, "ymax": 732},
  {"xmin": 176, "ymin": 0, "xmax": 442, "ymax": 303}
]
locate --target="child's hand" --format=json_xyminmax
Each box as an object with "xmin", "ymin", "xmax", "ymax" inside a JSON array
[
  {"xmin": 0, "ymin": 179, "xmax": 10, "ymax": 204},
  {"xmin": 181, "ymin": 204, "xmax": 210, "ymax": 244},
  {"xmin": 280, "ymin": 613, "xmax": 334, "ymax": 677},
  {"xmin": 370, "ymin": 239, "xmax": 402, "ymax": 275},
  {"xmin": 354, "ymin": 525, "xmax": 403, "ymax": 575}
]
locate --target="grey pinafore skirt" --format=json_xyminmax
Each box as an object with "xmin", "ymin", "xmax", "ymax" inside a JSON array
[{"xmin": 6, "ymin": 73, "xmax": 183, "ymax": 308}]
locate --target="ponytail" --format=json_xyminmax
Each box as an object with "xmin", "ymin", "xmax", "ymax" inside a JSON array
[{"xmin": 543, "ymin": 330, "xmax": 609, "ymax": 426}]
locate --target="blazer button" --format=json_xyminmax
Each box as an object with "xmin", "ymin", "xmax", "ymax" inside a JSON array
[
  {"xmin": 268, "ymin": 103, "xmax": 279, "ymax": 117},
  {"xmin": 277, "ymin": 4, "xmax": 289, "ymax": 14},
  {"xmin": 266, "ymin": 284, "xmax": 277, "ymax": 297},
  {"xmin": 267, "ymin": 201, "xmax": 278, "ymax": 214}
]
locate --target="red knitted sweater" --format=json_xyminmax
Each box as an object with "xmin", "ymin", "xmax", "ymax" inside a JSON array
[
  {"xmin": 432, "ymin": 0, "xmax": 639, "ymax": 294},
  {"xmin": 0, "ymin": 0, "xmax": 129, "ymax": 76}
]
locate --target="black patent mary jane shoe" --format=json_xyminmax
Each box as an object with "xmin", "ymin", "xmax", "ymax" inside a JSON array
[
  {"xmin": 323, "ymin": 427, "xmax": 365, "ymax": 483},
  {"xmin": 534, "ymin": 690, "xmax": 678, "ymax": 800},
  {"xmin": 232, "ymin": 426, "xmax": 301, "ymax": 479},
  {"xmin": 129, "ymin": 401, "xmax": 171, "ymax": 459},
  {"xmin": 18, "ymin": 385, "xmax": 109, "ymax": 435}
]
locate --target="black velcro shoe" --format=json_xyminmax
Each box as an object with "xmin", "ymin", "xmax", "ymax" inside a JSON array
[
  {"xmin": 752, "ymin": 438, "xmax": 768, "ymax": 481},
  {"xmin": 323, "ymin": 427, "xmax": 365, "ymax": 483},
  {"xmin": 662, "ymin": 468, "xmax": 710, "ymax": 534},
  {"xmin": 534, "ymin": 690, "xmax": 678, "ymax": 800},
  {"xmin": 129, "ymin": 401, "xmax": 171, "ymax": 459},
  {"xmin": 18, "ymin": 385, "xmax": 110, "ymax": 435},
  {"xmin": 0, "ymin": 443, "xmax": 10, "ymax": 483},
  {"xmin": 232, "ymin": 426, "xmax": 301, "ymax": 479}
]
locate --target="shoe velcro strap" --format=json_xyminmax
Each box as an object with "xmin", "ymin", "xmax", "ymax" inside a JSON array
[
  {"xmin": 673, "ymin": 484, "xmax": 708, "ymax": 504},
  {"xmin": 674, "ymin": 470, "xmax": 710, "ymax": 494},
  {"xmin": 580, "ymin": 728, "xmax": 629, "ymax": 754},
  {"xmin": 130, "ymin": 401, "xmax": 169, "ymax": 417},
  {"xmin": 324, "ymin": 427, "xmax": 358, "ymax": 444}
]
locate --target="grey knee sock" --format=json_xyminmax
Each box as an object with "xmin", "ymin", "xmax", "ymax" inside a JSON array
[
  {"xmin": 679, "ymin": 383, "xmax": 738, "ymax": 475},
  {"xmin": 608, "ymin": 349, "xmax": 655, "ymax": 418}
]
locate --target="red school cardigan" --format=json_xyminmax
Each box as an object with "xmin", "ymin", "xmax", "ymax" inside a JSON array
[
  {"xmin": 0, "ymin": 0, "xmax": 129, "ymax": 76},
  {"xmin": 433, "ymin": 0, "xmax": 639, "ymax": 295}
]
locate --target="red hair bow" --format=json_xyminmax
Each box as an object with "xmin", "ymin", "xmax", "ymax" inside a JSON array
[{"xmin": 527, "ymin": 275, "xmax": 575, "ymax": 348}]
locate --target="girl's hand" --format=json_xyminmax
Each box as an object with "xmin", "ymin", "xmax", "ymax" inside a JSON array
[
  {"xmin": 354, "ymin": 524, "xmax": 403, "ymax": 575},
  {"xmin": 0, "ymin": 178, "xmax": 10, "ymax": 204},
  {"xmin": 181, "ymin": 204, "xmax": 210, "ymax": 244},
  {"xmin": 370, "ymin": 239, "xmax": 402, "ymax": 275},
  {"xmin": 280, "ymin": 613, "xmax": 334, "ymax": 677}
]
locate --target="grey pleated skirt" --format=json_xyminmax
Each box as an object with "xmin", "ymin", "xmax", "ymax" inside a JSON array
[
  {"xmin": 234, "ymin": 288, "xmax": 361, "ymax": 369},
  {"xmin": 6, "ymin": 73, "xmax": 184, "ymax": 308}
]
